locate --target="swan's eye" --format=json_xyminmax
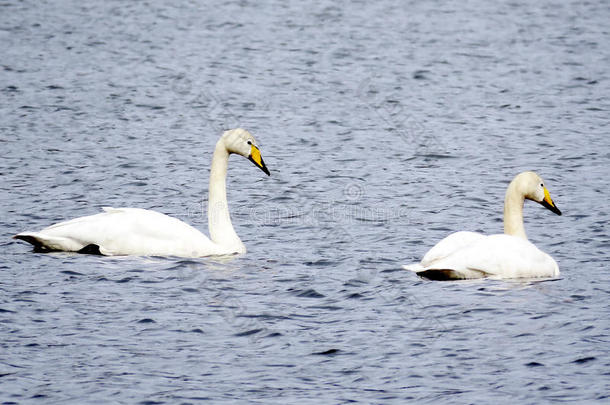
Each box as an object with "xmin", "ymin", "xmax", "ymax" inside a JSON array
[
  {"xmin": 540, "ymin": 183, "xmax": 544, "ymax": 187},
  {"xmin": 247, "ymin": 140, "xmax": 252, "ymax": 145}
]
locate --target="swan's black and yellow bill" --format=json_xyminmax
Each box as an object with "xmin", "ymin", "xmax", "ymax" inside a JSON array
[
  {"xmin": 541, "ymin": 187, "xmax": 561, "ymax": 215},
  {"xmin": 248, "ymin": 144, "xmax": 270, "ymax": 176}
]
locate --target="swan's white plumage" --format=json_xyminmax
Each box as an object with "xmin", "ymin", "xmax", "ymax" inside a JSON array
[
  {"xmin": 407, "ymin": 234, "xmax": 558, "ymax": 279},
  {"xmin": 421, "ymin": 231, "xmax": 486, "ymax": 267},
  {"xmin": 403, "ymin": 231, "xmax": 486, "ymax": 273},
  {"xmin": 14, "ymin": 129, "xmax": 270, "ymax": 257},
  {"xmin": 403, "ymin": 171, "xmax": 561, "ymax": 280},
  {"xmin": 18, "ymin": 208, "xmax": 223, "ymax": 257}
]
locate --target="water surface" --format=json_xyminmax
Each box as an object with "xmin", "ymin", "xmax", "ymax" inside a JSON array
[{"xmin": 1, "ymin": 0, "xmax": 609, "ymax": 403}]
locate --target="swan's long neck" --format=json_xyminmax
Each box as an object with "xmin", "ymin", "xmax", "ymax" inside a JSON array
[
  {"xmin": 207, "ymin": 140, "xmax": 242, "ymax": 248},
  {"xmin": 503, "ymin": 179, "xmax": 528, "ymax": 239}
]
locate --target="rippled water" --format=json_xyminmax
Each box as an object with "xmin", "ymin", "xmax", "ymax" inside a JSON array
[{"xmin": 2, "ymin": 0, "xmax": 609, "ymax": 403}]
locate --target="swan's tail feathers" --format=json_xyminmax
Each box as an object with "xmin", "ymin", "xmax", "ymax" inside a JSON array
[
  {"xmin": 13, "ymin": 232, "xmax": 85, "ymax": 253},
  {"xmin": 402, "ymin": 263, "xmax": 425, "ymax": 272}
]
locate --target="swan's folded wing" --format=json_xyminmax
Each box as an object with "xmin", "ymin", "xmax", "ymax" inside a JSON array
[
  {"xmin": 15, "ymin": 207, "xmax": 218, "ymax": 257},
  {"xmin": 420, "ymin": 231, "xmax": 486, "ymax": 267},
  {"xmin": 403, "ymin": 231, "xmax": 484, "ymax": 275},
  {"xmin": 422, "ymin": 234, "xmax": 559, "ymax": 279}
]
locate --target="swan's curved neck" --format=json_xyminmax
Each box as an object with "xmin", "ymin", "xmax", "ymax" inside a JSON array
[
  {"xmin": 207, "ymin": 139, "xmax": 242, "ymax": 249},
  {"xmin": 503, "ymin": 179, "xmax": 528, "ymax": 239}
]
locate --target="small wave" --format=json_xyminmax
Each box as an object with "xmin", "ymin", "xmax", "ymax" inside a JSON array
[
  {"xmin": 288, "ymin": 288, "xmax": 325, "ymax": 298},
  {"xmin": 572, "ymin": 356, "xmax": 596, "ymax": 364},
  {"xmin": 311, "ymin": 348, "xmax": 341, "ymax": 356},
  {"xmin": 234, "ymin": 328, "xmax": 264, "ymax": 337}
]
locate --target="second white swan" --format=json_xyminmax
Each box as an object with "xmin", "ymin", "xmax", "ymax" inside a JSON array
[
  {"xmin": 403, "ymin": 171, "xmax": 562, "ymax": 280},
  {"xmin": 14, "ymin": 128, "xmax": 270, "ymax": 257}
]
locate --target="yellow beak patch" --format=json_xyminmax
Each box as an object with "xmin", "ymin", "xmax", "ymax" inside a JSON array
[
  {"xmin": 543, "ymin": 187, "xmax": 555, "ymax": 207},
  {"xmin": 248, "ymin": 144, "xmax": 270, "ymax": 176},
  {"xmin": 541, "ymin": 187, "xmax": 561, "ymax": 215},
  {"xmin": 250, "ymin": 144, "xmax": 262, "ymax": 167}
]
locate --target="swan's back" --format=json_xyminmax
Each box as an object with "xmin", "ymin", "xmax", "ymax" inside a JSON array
[
  {"xmin": 421, "ymin": 231, "xmax": 486, "ymax": 266},
  {"xmin": 403, "ymin": 231, "xmax": 485, "ymax": 273},
  {"xmin": 14, "ymin": 207, "xmax": 224, "ymax": 257}
]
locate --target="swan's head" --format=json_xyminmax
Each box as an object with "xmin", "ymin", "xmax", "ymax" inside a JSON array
[
  {"xmin": 514, "ymin": 171, "xmax": 561, "ymax": 215},
  {"xmin": 221, "ymin": 128, "xmax": 270, "ymax": 176}
]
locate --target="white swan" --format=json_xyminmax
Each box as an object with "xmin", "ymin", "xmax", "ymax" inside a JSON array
[
  {"xmin": 403, "ymin": 171, "xmax": 562, "ymax": 280},
  {"xmin": 14, "ymin": 128, "xmax": 270, "ymax": 257}
]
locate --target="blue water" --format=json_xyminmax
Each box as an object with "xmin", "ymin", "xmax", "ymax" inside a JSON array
[{"xmin": 1, "ymin": 0, "xmax": 609, "ymax": 403}]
